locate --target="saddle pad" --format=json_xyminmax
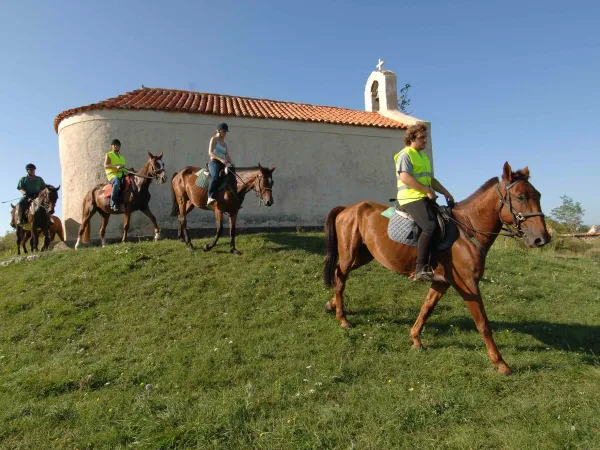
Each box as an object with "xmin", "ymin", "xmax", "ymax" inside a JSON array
[
  {"xmin": 381, "ymin": 207, "xmax": 394, "ymax": 219},
  {"xmin": 103, "ymin": 176, "xmax": 134, "ymax": 199},
  {"xmin": 387, "ymin": 210, "xmax": 458, "ymax": 250},
  {"xmin": 194, "ymin": 169, "xmax": 230, "ymax": 192},
  {"xmin": 195, "ymin": 169, "xmax": 210, "ymax": 189},
  {"xmin": 387, "ymin": 211, "xmax": 420, "ymax": 246}
]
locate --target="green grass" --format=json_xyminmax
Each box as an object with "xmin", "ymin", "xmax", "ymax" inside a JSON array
[{"xmin": 1, "ymin": 232, "xmax": 600, "ymax": 449}]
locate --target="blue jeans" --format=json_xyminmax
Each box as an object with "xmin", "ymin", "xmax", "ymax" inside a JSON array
[
  {"xmin": 208, "ymin": 159, "xmax": 224, "ymax": 198},
  {"xmin": 110, "ymin": 177, "xmax": 122, "ymax": 208}
]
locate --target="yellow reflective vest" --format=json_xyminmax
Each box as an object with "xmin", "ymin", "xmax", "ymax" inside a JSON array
[
  {"xmin": 393, "ymin": 146, "xmax": 432, "ymax": 206},
  {"xmin": 105, "ymin": 151, "xmax": 127, "ymax": 181}
]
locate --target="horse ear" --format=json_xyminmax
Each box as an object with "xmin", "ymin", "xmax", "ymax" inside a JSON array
[
  {"xmin": 258, "ymin": 163, "xmax": 263, "ymax": 169},
  {"xmin": 156, "ymin": 152, "xmax": 163, "ymax": 160},
  {"xmin": 270, "ymin": 165, "xmax": 276, "ymax": 172},
  {"xmin": 56, "ymin": 185, "xmax": 60, "ymax": 191},
  {"xmin": 521, "ymin": 166, "xmax": 530, "ymax": 179},
  {"xmin": 147, "ymin": 150, "xmax": 154, "ymax": 159},
  {"xmin": 502, "ymin": 162, "xmax": 513, "ymax": 182},
  {"xmin": 10, "ymin": 204, "xmax": 14, "ymax": 208}
]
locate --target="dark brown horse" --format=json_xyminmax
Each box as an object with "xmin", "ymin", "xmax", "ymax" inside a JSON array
[
  {"xmin": 75, "ymin": 152, "xmax": 167, "ymax": 248},
  {"xmin": 323, "ymin": 162, "xmax": 550, "ymax": 375},
  {"xmin": 10, "ymin": 185, "xmax": 60, "ymax": 254},
  {"xmin": 170, "ymin": 164, "xmax": 275, "ymax": 253},
  {"xmin": 13, "ymin": 215, "xmax": 65, "ymax": 253}
]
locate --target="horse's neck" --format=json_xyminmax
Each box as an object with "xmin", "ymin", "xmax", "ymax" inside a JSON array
[
  {"xmin": 454, "ymin": 185, "xmax": 503, "ymax": 251},
  {"xmin": 135, "ymin": 164, "xmax": 152, "ymax": 191},
  {"xmin": 236, "ymin": 170, "xmax": 259, "ymax": 194}
]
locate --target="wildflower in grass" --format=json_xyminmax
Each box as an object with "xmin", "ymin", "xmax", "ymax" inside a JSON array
[{"xmin": 408, "ymin": 387, "xmax": 414, "ymax": 391}]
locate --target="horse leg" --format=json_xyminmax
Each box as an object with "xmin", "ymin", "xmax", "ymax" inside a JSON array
[
  {"xmin": 178, "ymin": 201, "xmax": 194, "ymax": 248},
  {"xmin": 453, "ymin": 282, "xmax": 512, "ymax": 375},
  {"xmin": 228, "ymin": 212, "xmax": 241, "ymax": 255},
  {"xmin": 140, "ymin": 206, "xmax": 160, "ymax": 241},
  {"xmin": 410, "ymin": 283, "xmax": 450, "ymax": 349},
  {"xmin": 16, "ymin": 229, "xmax": 23, "ymax": 255},
  {"xmin": 121, "ymin": 211, "xmax": 131, "ymax": 243},
  {"xmin": 76, "ymin": 203, "xmax": 96, "ymax": 249},
  {"xmin": 41, "ymin": 226, "xmax": 51, "ymax": 251},
  {"xmin": 98, "ymin": 211, "xmax": 110, "ymax": 247},
  {"xmin": 204, "ymin": 209, "xmax": 223, "ymax": 252}
]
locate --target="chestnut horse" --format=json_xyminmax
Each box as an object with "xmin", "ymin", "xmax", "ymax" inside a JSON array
[
  {"xmin": 323, "ymin": 162, "xmax": 550, "ymax": 375},
  {"xmin": 75, "ymin": 152, "xmax": 167, "ymax": 248},
  {"xmin": 10, "ymin": 185, "xmax": 60, "ymax": 254},
  {"xmin": 17, "ymin": 215, "xmax": 65, "ymax": 253},
  {"xmin": 170, "ymin": 164, "xmax": 275, "ymax": 253}
]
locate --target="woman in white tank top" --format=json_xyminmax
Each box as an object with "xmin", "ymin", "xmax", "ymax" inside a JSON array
[{"xmin": 207, "ymin": 123, "xmax": 233, "ymax": 205}]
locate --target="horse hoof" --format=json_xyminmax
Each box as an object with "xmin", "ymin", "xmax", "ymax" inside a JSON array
[
  {"xmin": 497, "ymin": 364, "xmax": 512, "ymax": 376},
  {"xmin": 230, "ymin": 248, "xmax": 242, "ymax": 255},
  {"xmin": 324, "ymin": 302, "xmax": 335, "ymax": 313},
  {"xmin": 154, "ymin": 233, "xmax": 161, "ymax": 242},
  {"xmin": 411, "ymin": 342, "xmax": 424, "ymax": 351},
  {"xmin": 203, "ymin": 244, "xmax": 212, "ymax": 252},
  {"xmin": 340, "ymin": 320, "xmax": 353, "ymax": 329}
]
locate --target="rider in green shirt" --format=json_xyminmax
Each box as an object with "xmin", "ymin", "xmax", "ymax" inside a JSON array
[{"xmin": 16, "ymin": 163, "xmax": 47, "ymax": 225}]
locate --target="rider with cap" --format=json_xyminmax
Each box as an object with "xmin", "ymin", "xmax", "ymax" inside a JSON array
[
  {"xmin": 394, "ymin": 122, "xmax": 454, "ymax": 282},
  {"xmin": 104, "ymin": 139, "xmax": 127, "ymax": 212},
  {"xmin": 16, "ymin": 163, "xmax": 47, "ymax": 225},
  {"xmin": 207, "ymin": 123, "xmax": 234, "ymax": 205}
]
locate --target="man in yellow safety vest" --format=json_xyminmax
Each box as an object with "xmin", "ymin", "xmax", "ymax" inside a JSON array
[
  {"xmin": 394, "ymin": 123, "xmax": 454, "ymax": 282},
  {"xmin": 104, "ymin": 139, "xmax": 127, "ymax": 212}
]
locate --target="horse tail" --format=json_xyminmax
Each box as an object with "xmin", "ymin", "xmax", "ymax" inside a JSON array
[
  {"xmin": 170, "ymin": 172, "xmax": 179, "ymax": 217},
  {"xmin": 324, "ymin": 206, "xmax": 345, "ymax": 288},
  {"xmin": 80, "ymin": 191, "xmax": 94, "ymax": 243}
]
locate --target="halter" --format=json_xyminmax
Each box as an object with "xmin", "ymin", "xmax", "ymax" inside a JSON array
[{"xmin": 495, "ymin": 180, "xmax": 545, "ymax": 238}]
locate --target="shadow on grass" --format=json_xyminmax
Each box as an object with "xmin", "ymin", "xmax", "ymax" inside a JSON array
[
  {"xmin": 263, "ymin": 233, "xmax": 325, "ymax": 255},
  {"xmin": 331, "ymin": 309, "xmax": 600, "ymax": 364}
]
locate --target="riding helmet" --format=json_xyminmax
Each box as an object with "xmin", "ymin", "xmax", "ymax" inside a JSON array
[
  {"xmin": 111, "ymin": 139, "xmax": 121, "ymax": 146},
  {"xmin": 216, "ymin": 123, "xmax": 229, "ymax": 132},
  {"xmin": 26, "ymin": 163, "xmax": 36, "ymax": 170}
]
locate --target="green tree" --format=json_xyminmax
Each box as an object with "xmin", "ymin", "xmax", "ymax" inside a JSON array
[
  {"xmin": 398, "ymin": 83, "xmax": 412, "ymax": 114},
  {"xmin": 550, "ymin": 195, "xmax": 585, "ymax": 233}
]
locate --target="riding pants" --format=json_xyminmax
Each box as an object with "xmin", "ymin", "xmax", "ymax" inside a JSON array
[
  {"xmin": 110, "ymin": 176, "xmax": 122, "ymax": 208},
  {"xmin": 401, "ymin": 198, "xmax": 439, "ymax": 269},
  {"xmin": 208, "ymin": 159, "xmax": 225, "ymax": 198}
]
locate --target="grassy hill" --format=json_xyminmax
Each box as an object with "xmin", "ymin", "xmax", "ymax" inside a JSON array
[{"xmin": 1, "ymin": 232, "xmax": 600, "ymax": 448}]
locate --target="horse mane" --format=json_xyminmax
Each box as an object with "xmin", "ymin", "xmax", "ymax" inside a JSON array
[{"xmin": 457, "ymin": 177, "xmax": 498, "ymax": 206}]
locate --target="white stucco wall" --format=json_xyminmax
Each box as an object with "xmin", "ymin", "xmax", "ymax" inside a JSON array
[{"xmin": 58, "ymin": 110, "xmax": 433, "ymax": 241}]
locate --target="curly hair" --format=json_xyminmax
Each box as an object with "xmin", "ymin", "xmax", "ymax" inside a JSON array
[{"xmin": 403, "ymin": 122, "xmax": 428, "ymax": 146}]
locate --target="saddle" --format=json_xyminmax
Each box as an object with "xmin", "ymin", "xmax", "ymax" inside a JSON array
[
  {"xmin": 194, "ymin": 165, "xmax": 235, "ymax": 193},
  {"xmin": 103, "ymin": 175, "xmax": 135, "ymax": 201},
  {"xmin": 383, "ymin": 202, "xmax": 458, "ymax": 250}
]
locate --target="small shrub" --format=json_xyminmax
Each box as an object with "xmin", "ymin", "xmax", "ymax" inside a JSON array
[{"xmin": 551, "ymin": 237, "xmax": 592, "ymax": 255}]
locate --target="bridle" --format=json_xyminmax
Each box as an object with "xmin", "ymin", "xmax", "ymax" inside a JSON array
[
  {"xmin": 229, "ymin": 168, "xmax": 273, "ymax": 205},
  {"xmin": 444, "ymin": 180, "xmax": 545, "ymax": 255},
  {"xmin": 30, "ymin": 189, "xmax": 57, "ymax": 215},
  {"xmin": 495, "ymin": 180, "xmax": 545, "ymax": 238},
  {"xmin": 125, "ymin": 160, "xmax": 166, "ymax": 183}
]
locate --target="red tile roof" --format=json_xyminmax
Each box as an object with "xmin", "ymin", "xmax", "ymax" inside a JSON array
[{"xmin": 54, "ymin": 87, "xmax": 408, "ymax": 133}]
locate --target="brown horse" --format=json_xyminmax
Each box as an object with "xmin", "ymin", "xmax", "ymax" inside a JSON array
[
  {"xmin": 323, "ymin": 162, "xmax": 550, "ymax": 375},
  {"xmin": 17, "ymin": 215, "xmax": 65, "ymax": 253},
  {"xmin": 10, "ymin": 185, "xmax": 60, "ymax": 254},
  {"xmin": 75, "ymin": 152, "xmax": 167, "ymax": 248},
  {"xmin": 170, "ymin": 164, "xmax": 275, "ymax": 253}
]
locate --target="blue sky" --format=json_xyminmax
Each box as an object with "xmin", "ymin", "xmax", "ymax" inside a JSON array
[{"xmin": 1, "ymin": 0, "xmax": 598, "ymax": 236}]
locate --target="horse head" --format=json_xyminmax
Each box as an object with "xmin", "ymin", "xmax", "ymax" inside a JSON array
[
  {"xmin": 38, "ymin": 185, "xmax": 60, "ymax": 215},
  {"xmin": 146, "ymin": 151, "xmax": 167, "ymax": 184},
  {"xmin": 498, "ymin": 162, "xmax": 550, "ymax": 248},
  {"xmin": 257, "ymin": 163, "xmax": 276, "ymax": 207}
]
